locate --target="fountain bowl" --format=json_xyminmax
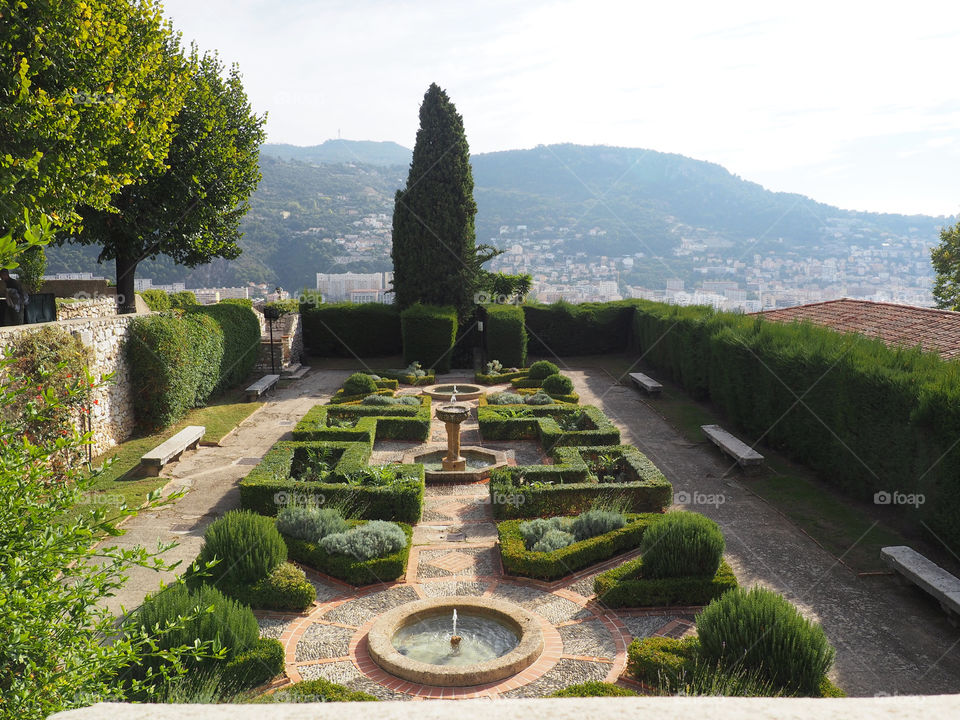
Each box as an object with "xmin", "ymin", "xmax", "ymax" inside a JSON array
[
  {"xmin": 422, "ymin": 383, "xmax": 484, "ymax": 401},
  {"xmin": 367, "ymin": 596, "xmax": 543, "ymax": 687},
  {"xmin": 435, "ymin": 403, "xmax": 470, "ymax": 424},
  {"xmin": 403, "ymin": 445, "xmax": 508, "ymax": 483}
]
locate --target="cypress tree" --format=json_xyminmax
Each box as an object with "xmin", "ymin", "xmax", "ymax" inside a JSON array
[{"xmin": 391, "ymin": 84, "xmax": 482, "ymax": 318}]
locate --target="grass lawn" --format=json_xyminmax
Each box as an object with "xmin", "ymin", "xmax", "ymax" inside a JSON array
[
  {"xmin": 71, "ymin": 389, "xmax": 261, "ymax": 527},
  {"xmin": 591, "ymin": 354, "xmax": 912, "ymax": 574}
]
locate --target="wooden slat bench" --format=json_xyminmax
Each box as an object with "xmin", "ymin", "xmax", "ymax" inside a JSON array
[
  {"xmin": 245, "ymin": 374, "xmax": 280, "ymax": 401},
  {"xmin": 882, "ymin": 545, "xmax": 960, "ymax": 621},
  {"xmin": 628, "ymin": 372, "xmax": 663, "ymax": 396},
  {"xmin": 701, "ymin": 424, "xmax": 764, "ymax": 467},
  {"xmin": 141, "ymin": 425, "xmax": 205, "ymax": 476}
]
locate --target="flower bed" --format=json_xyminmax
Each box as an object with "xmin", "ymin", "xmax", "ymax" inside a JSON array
[
  {"xmin": 293, "ymin": 396, "xmax": 432, "ymax": 442},
  {"xmin": 488, "ymin": 445, "xmax": 672, "ymax": 519},
  {"xmin": 498, "ymin": 513, "xmax": 659, "ymax": 580},
  {"xmin": 478, "ymin": 403, "xmax": 619, "ymax": 446},
  {"xmin": 594, "ymin": 556, "xmax": 738, "ymax": 607},
  {"xmin": 284, "ymin": 521, "xmax": 413, "ymax": 585}
]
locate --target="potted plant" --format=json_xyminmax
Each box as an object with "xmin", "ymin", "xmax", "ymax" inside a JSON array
[{"xmin": 18, "ymin": 247, "xmax": 57, "ymax": 324}]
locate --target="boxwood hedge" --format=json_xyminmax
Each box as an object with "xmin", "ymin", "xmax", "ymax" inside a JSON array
[
  {"xmin": 498, "ymin": 513, "xmax": 659, "ymax": 580},
  {"xmin": 239, "ymin": 440, "xmax": 424, "ymax": 522},
  {"xmin": 484, "ymin": 304, "xmax": 527, "ymax": 368},
  {"xmin": 186, "ymin": 303, "xmax": 260, "ymax": 392},
  {"xmin": 478, "ymin": 403, "xmax": 619, "ymax": 448},
  {"xmin": 283, "ymin": 521, "xmax": 413, "ymax": 585},
  {"xmin": 293, "ymin": 396, "xmax": 432, "ymax": 442},
  {"xmin": 489, "ymin": 445, "xmax": 672, "ymax": 519},
  {"xmin": 301, "ymin": 303, "xmax": 402, "ymax": 357},
  {"xmin": 474, "ymin": 369, "xmax": 528, "ymax": 384},
  {"xmin": 594, "ymin": 556, "xmax": 738, "ymax": 607},
  {"xmin": 401, "ymin": 303, "xmax": 458, "ymax": 373},
  {"xmin": 524, "ymin": 300, "xmax": 636, "ymax": 356}
]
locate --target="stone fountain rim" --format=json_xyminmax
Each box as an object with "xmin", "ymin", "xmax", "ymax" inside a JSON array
[
  {"xmin": 421, "ymin": 383, "xmax": 485, "ymax": 401},
  {"xmin": 400, "ymin": 444, "xmax": 509, "ymax": 483},
  {"xmin": 367, "ymin": 596, "xmax": 544, "ymax": 687}
]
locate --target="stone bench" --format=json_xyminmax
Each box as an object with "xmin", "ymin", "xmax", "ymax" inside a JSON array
[
  {"xmin": 628, "ymin": 372, "xmax": 662, "ymax": 396},
  {"xmin": 701, "ymin": 424, "xmax": 764, "ymax": 467},
  {"xmin": 245, "ymin": 374, "xmax": 280, "ymax": 401},
  {"xmin": 882, "ymin": 545, "xmax": 960, "ymax": 620},
  {"xmin": 141, "ymin": 425, "xmax": 205, "ymax": 476}
]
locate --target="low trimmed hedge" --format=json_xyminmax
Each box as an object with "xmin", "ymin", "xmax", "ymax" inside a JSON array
[
  {"xmin": 239, "ymin": 441, "xmax": 424, "ymax": 522},
  {"xmin": 484, "ymin": 304, "xmax": 527, "ymax": 368},
  {"xmin": 489, "ymin": 445, "xmax": 672, "ymax": 519},
  {"xmin": 293, "ymin": 397, "xmax": 432, "ymax": 442},
  {"xmin": 594, "ymin": 556, "xmax": 738, "ymax": 607},
  {"xmin": 231, "ymin": 562, "xmax": 317, "ymax": 612},
  {"xmin": 328, "ymin": 388, "xmax": 395, "ymax": 404},
  {"xmin": 474, "ymin": 369, "xmax": 528, "ymax": 384},
  {"xmin": 223, "ymin": 638, "xmax": 285, "ymax": 689},
  {"xmin": 401, "ymin": 303, "xmax": 458, "ymax": 373},
  {"xmin": 258, "ymin": 678, "xmax": 378, "ymax": 703},
  {"xmin": 498, "ymin": 514, "xmax": 659, "ymax": 580},
  {"xmin": 301, "ymin": 303, "xmax": 402, "ymax": 357},
  {"xmin": 374, "ymin": 368, "xmax": 437, "ymax": 386},
  {"xmin": 516, "ymin": 387, "xmax": 580, "ymax": 404},
  {"xmin": 284, "ymin": 521, "xmax": 413, "ymax": 585},
  {"xmin": 478, "ymin": 404, "xmax": 618, "ymax": 447},
  {"xmin": 551, "ymin": 682, "xmax": 638, "ymax": 697}
]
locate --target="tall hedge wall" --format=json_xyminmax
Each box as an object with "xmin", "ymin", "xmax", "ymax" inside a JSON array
[
  {"xmin": 523, "ymin": 300, "xmax": 636, "ymax": 357},
  {"xmin": 187, "ymin": 304, "xmax": 260, "ymax": 393},
  {"xmin": 401, "ymin": 303, "xmax": 458, "ymax": 373},
  {"xmin": 629, "ymin": 299, "xmax": 960, "ymax": 550},
  {"xmin": 128, "ymin": 304, "xmax": 260, "ymax": 430},
  {"xmin": 301, "ymin": 303, "xmax": 401, "ymax": 357},
  {"xmin": 484, "ymin": 304, "xmax": 527, "ymax": 368}
]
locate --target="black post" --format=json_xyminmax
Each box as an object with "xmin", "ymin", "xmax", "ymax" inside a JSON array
[{"xmin": 269, "ymin": 316, "xmax": 276, "ymax": 375}]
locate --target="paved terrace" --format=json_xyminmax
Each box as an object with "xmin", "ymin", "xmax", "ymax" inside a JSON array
[{"xmin": 97, "ymin": 362, "xmax": 960, "ymax": 697}]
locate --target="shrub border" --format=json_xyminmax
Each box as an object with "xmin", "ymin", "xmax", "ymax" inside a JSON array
[
  {"xmin": 594, "ymin": 557, "xmax": 738, "ymax": 607},
  {"xmin": 284, "ymin": 521, "xmax": 413, "ymax": 586}
]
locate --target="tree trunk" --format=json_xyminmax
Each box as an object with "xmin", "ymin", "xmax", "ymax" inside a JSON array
[{"xmin": 115, "ymin": 254, "xmax": 139, "ymax": 314}]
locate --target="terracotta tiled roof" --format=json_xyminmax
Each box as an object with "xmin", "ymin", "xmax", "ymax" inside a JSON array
[{"xmin": 752, "ymin": 298, "xmax": 960, "ymax": 360}]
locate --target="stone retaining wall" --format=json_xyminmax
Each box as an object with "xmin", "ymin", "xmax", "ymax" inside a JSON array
[
  {"xmin": 0, "ymin": 313, "xmax": 143, "ymax": 457},
  {"xmin": 55, "ymin": 296, "xmax": 117, "ymax": 321}
]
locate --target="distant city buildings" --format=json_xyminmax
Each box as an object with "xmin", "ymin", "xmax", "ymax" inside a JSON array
[
  {"xmin": 316, "ymin": 271, "xmax": 393, "ymax": 303},
  {"xmin": 136, "ymin": 278, "xmax": 250, "ymax": 305}
]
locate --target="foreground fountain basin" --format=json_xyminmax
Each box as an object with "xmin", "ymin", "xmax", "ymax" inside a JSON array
[{"xmin": 367, "ymin": 597, "xmax": 544, "ymax": 687}]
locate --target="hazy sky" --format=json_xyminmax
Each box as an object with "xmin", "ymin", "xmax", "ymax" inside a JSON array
[{"xmin": 163, "ymin": 0, "xmax": 960, "ymax": 217}]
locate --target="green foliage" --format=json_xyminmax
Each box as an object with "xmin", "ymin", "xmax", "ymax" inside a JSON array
[
  {"xmin": 627, "ymin": 636, "xmax": 700, "ymax": 687},
  {"xmin": 479, "ymin": 404, "xmax": 620, "ymax": 449},
  {"xmin": 391, "ymin": 83, "xmax": 487, "ymax": 320},
  {"xmin": 696, "ymin": 586, "xmax": 836, "ymax": 695},
  {"xmin": 571, "ymin": 508, "xmax": 626, "ymax": 541},
  {"xmin": 542, "ymin": 373, "xmax": 574, "ymax": 396},
  {"xmin": 71, "ymin": 47, "xmax": 266, "ymax": 312},
  {"xmin": 192, "ymin": 510, "xmax": 286, "ymax": 588},
  {"xmin": 484, "ymin": 304, "xmax": 527, "ymax": 367},
  {"xmin": 259, "ymin": 677, "xmax": 378, "ymax": 703},
  {"xmin": 487, "ymin": 392, "xmax": 526, "ymax": 404},
  {"xmin": 594, "ymin": 557, "xmax": 738, "ymax": 607},
  {"xmin": 525, "ymin": 301, "xmax": 637, "ymax": 356},
  {"xmin": 240, "ymin": 440, "xmax": 425, "ymax": 522},
  {"xmin": 524, "ymin": 390, "xmax": 554, "ymax": 405},
  {"xmin": 497, "ymin": 514, "xmax": 657, "ymax": 580},
  {"xmin": 1, "ymin": 0, "xmax": 189, "ymax": 234},
  {"xmin": 640, "ymin": 512, "xmax": 725, "ymax": 579},
  {"xmin": 222, "ymin": 638, "xmax": 285, "ymax": 691},
  {"xmin": 237, "ymin": 562, "xmax": 316, "ymax": 612},
  {"xmin": 264, "ymin": 298, "xmax": 300, "ymax": 315},
  {"xmin": 186, "ymin": 304, "xmax": 261, "ymax": 393},
  {"xmin": 129, "ymin": 582, "xmax": 259, "ymax": 682},
  {"xmin": 932, "ymin": 219, "xmax": 960, "ymax": 309},
  {"xmin": 219, "ymin": 297, "xmax": 253, "ymax": 308},
  {"xmin": 285, "ymin": 522, "xmax": 413, "ymax": 585},
  {"xmin": 518, "ymin": 516, "xmax": 572, "ymax": 548},
  {"xmin": 301, "ymin": 303, "xmax": 402, "ymax": 357},
  {"xmin": 532, "ymin": 528, "xmax": 575, "ymax": 552},
  {"xmin": 168, "ymin": 291, "xmax": 198, "ymax": 308},
  {"xmin": 343, "ymin": 372, "xmax": 378, "ymax": 396},
  {"xmin": 550, "ymin": 682, "xmax": 637, "ymax": 697},
  {"xmin": 401, "ymin": 303, "xmax": 458, "ymax": 373},
  {"xmin": 361, "ymin": 394, "xmax": 419, "ymax": 406},
  {"xmin": 0, "ymin": 359, "xmax": 228, "ymax": 719},
  {"xmin": 276, "ymin": 506, "xmax": 348, "ymax": 542},
  {"xmin": 15, "ymin": 245, "xmax": 46, "ymax": 293},
  {"xmin": 320, "ymin": 520, "xmax": 407, "ymax": 560},
  {"xmin": 140, "ymin": 289, "xmax": 171, "ymax": 311},
  {"xmin": 528, "ymin": 360, "xmax": 560, "ymax": 380}
]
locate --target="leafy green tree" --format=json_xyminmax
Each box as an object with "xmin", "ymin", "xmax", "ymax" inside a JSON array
[
  {"xmin": 0, "ymin": 0, "xmax": 188, "ymax": 236},
  {"xmin": 931, "ymin": 220, "xmax": 960, "ymax": 309},
  {"xmin": 391, "ymin": 83, "xmax": 498, "ymax": 319},
  {"xmin": 0, "ymin": 358, "xmax": 219, "ymax": 720},
  {"xmin": 67, "ymin": 48, "xmax": 266, "ymax": 313}
]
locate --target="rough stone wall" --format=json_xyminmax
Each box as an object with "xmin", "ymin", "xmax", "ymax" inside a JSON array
[
  {"xmin": 55, "ymin": 297, "xmax": 117, "ymax": 321},
  {"xmin": 255, "ymin": 312, "xmax": 303, "ymax": 371},
  {"xmin": 0, "ymin": 314, "xmax": 142, "ymax": 457}
]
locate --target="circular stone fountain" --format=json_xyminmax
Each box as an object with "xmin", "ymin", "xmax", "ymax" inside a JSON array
[
  {"xmin": 367, "ymin": 597, "xmax": 543, "ymax": 687},
  {"xmin": 422, "ymin": 383, "xmax": 484, "ymax": 401}
]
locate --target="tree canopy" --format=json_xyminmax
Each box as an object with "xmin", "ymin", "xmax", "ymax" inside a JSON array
[
  {"xmin": 68, "ymin": 47, "xmax": 266, "ymax": 312},
  {"xmin": 391, "ymin": 83, "xmax": 495, "ymax": 319},
  {"xmin": 0, "ymin": 0, "xmax": 188, "ymax": 237},
  {"xmin": 932, "ymin": 220, "xmax": 960, "ymax": 309}
]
